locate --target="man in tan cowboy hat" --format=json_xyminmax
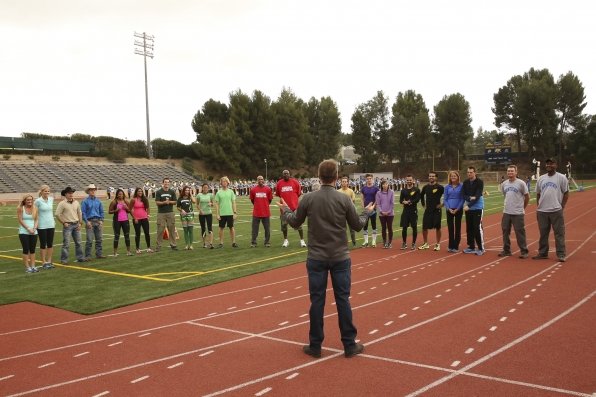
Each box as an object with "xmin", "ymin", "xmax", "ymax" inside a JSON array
[
  {"xmin": 55, "ymin": 187, "xmax": 85, "ymax": 264},
  {"xmin": 81, "ymin": 183, "xmax": 106, "ymax": 261}
]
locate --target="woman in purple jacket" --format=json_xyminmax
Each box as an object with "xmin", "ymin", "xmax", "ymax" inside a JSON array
[
  {"xmin": 444, "ymin": 171, "xmax": 464, "ymax": 252},
  {"xmin": 376, "ymin": 180, "xmax": 395, "ymax": 248}
]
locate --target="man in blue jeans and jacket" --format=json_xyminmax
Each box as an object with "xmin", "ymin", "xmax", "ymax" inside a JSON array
[
  {"xmin": 81, "ymin": 184, "xmax": 106, "ymax": 261},
  {"xmin": 279, "ymin": 159, "xmax": 374, "ymax": 359}
]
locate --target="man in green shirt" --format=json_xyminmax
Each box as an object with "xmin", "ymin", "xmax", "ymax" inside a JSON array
[
  {"xmin": 215, "ymin": 176, "xmax": 239, "ymax": 249},
  {"xmin": 155, "ymin": 178, "xmax": 178, "ymax": 252}
]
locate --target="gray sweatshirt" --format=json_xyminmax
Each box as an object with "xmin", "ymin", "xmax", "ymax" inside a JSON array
[{"xmin": 281, "ymin": 185, "xmax": 369, "ymax": 261}]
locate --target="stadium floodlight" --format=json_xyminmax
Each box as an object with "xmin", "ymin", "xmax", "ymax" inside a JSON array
[
  {"xmin": 264, "ymin": 159, "xmax": 267, "ymax": 180},
  {"xmin": 134, "ymin": 31, "xmax": 155, "ymax": 159}
]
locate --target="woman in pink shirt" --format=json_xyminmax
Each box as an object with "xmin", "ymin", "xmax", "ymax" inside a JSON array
[
  {"xmin": 109, "ymin": 189, "xmax": 132, "ymax": 257},
  {"xmin": 129, "ymin": 187, "xmax": 154, "ymax": 254}
]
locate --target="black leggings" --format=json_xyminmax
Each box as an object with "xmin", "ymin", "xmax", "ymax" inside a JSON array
[
  {"xmin": 133, "ymin": 218, "xmax": 151, "ymax": 249},
  {"xmin": 19, "ymin": 234, "xmax": 38, "ymax": 254},
  {"xmin": 38, "ymin": 228, "xmax": 55, "ymax": 249},
  {"xmin": 379, "ymin": 216, "xmax": 394, "ymax": 243},
  {"xmin": 199, "ymin": 214, "xmax": 213, "ymax": 237},
  {"xmin": 364, "ymin": 213, "xmax": 377, "ymax": 231},
  {"xmin": 113, "ymin": 220, "xmax": 131, "ymax": 248}
]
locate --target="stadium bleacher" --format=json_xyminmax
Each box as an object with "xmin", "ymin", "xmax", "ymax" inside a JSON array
[{"xmin": 0, "ymin": 162, "xmax": 196, "ymax": 194}]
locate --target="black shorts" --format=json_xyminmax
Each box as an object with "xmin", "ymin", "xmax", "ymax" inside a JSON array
[
  {"xmin": 400, "ymin": 212, "xmax": 417, "ymax": 229},
  {"xmin": 423, "ymin": 211, "xmax": 442, "ymax": 230},
  {"xmin": 219, "ymin": 215, "xmax": 234, "ymax": 228}
]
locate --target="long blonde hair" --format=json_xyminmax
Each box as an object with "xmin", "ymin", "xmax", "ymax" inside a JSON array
[
  {"xmin": 39, "ymin": 185, "xmax": 50, "ymax": 198},
  {"xmin": 18, "ymin": 194, "xmax": 38, "ymax": 219}
]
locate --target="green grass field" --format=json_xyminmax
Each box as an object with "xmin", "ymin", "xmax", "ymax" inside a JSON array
[{"xmin": 1, "ymin": 182, "xmax": 593, "ymax": 314}]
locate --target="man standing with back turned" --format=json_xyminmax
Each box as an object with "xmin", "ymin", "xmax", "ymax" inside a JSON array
[
  {"xmin": 534, "ymin": 158, "xmax": 569, "ymax": 262},
  {"xmin": 276, "ymin": 170, "xmax": 306, "ymax": 248},
  {"xmin": 279, "ymin": 159, "xmax": 374, "ymax": 359}
]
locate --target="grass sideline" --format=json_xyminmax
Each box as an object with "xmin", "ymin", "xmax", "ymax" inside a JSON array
[{"xmin": 1, "ymin": 182, "xmax": 593, "ymax": 314}]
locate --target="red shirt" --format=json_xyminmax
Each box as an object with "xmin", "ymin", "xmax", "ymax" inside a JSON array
[
  {"xmin": 250, "ymin": 185, "xmax": 273, "ymax": 217},
  {"xmin": 276, "ymin": 178, "xmax": 302, "ymax": 212}
]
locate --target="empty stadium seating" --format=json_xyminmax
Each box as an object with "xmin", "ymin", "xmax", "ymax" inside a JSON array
[{"xmin": 0, "ymin": 162, "xmax": 196, "ymax": 194}]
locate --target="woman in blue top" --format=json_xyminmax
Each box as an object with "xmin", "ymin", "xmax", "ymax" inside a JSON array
[
  {"xmin": 444, "ymin": 171, "xmax": 464, "ymax": 252},
  {"xmin": 18, "ymin": 194, "xmax": 39, "ymax": 273},
  {"xmin": 34, "ymin": 185, "xmax": 56, "ymax": 269}
]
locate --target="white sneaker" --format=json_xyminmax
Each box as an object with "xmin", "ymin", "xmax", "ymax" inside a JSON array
[
  {"xmin": 282, "ymin": 240, "xmax": 289, "ymax": 248},
  {"xmin": 300, "ymin": 240, "xmax": 307, "ymax": 247}
]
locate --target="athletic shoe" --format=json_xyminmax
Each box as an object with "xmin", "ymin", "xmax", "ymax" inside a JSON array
[
  {"xmin": 202, "ymin": 244, "xmax": 207, "ymax": 249},
  {"xmin": 434, "ymin": 244, "xmax": 440, "ymax": 251},
  {"xmin": 303, "ymin": 345, "xmax": 322, "ymax": 358},
  {"xmin": 498, "ymin": 251, "xmax": 512, "ymax": 257},
  {"xmin": 382, "ymin": 243, "xmax": 387, "ymax": 249},
  {"xmin": 400, "ymin": 243, "xmax": 407, "ymax": 250},
  {"xmin": 232, "ymin": 243, "xmax": 240, "ymax": 249},
  {"xmin": 127, "ymin": 251, "xmax": 134, "ymax": 256},
  {"xmin": 48, "ymin": 262, "xmax": 55, "ymax": 268},
  {"xmin": 113, "ymin": 253, "xmax": 118, "ymax": 258},
  {"xmin": 345, "ymin": 344, "xmax": 364, "ymax": 358},
  {"xmin": 462, "ymin": 248, "xmax": 476, "ymax": 254},
  {"xmin": 136, "ymin": 249, "xmax": 142, "ymax": 254},
  {"xmin": 352, "ymin": 241, "xmax": 356, "ymax": 247},
  {"xmin": 388, "ymin": 243, "xmax": 392, "ymax": 249},
  {"xmin": 532, "ymin": 255, "xmax": 549, "ymax": 260},
  {"xmin": 418, "ymin": 243, "xmax": 429, "ymax": 250},
  {"xmin": 371, "ymin": 242, "xmax": 376, "ymax": 248},
  {"xmin": 282, "ymin": 240, "xmax": 289, "ymax": 248},
  {"xmin": 475, "ymin": 249, "xmax": 486, "ymax": 256},
  {"xmin": 250, "ymin": 243, "xmax": 257, "ymax": 248},
  {"xmin": 26, "ymin": 267, "xmax": 35, "ymax": 273},
  {"xmin": 216, "ymin": 244, "xmax": 223, "ymax": 249},
  {"xmin": 147, "ymin": 248, "xmax": 155, "ymax": 253},
  {"xmin": 265, "ymin": 243, "xmax": 271, "ymax": 248},
  {"xmin": 411, "ymin": 243, "xmax": 416, "ymax": 250},
  {"xmin": 519, "ymin": 253, "xmax": 528, "ymax": 259},
  {"xmin": 189, "ymin": 245, "xmax": 194, "ymax": 250},
  {"xmin": 42, "ymin": 263, "xmax": 52, "ymax": 269},
  {"xmin": 558, "ymin": 256, "xmax": 566, "ymax": 262},
  {"xmin": 155, "ymin": 247, "xmax": 161, "ymax": 252},
  {"xmin": 31, "ymin": 266, "xmax": 39, "ymax": 272},
  {"xmin": 184, "ymin": 245, "xmax": 189, "ymax": 250},
  {"xmin": 300, "ymin": 240, "xmax": 307, "ymax": 248},
  {"xmin": 362, "ymin": 242, "xmax": 368, "ymax": 248},
  {"xmin": 209, "ymin": 244, "xmax": 214, "ymax": 249},
  {"xmin": 171, "ymin": 246, "xmax": 179, "ymax": 251},
  {"xmin": 452, "ymin": 249, "xmax": 460, "ymax": 253}
]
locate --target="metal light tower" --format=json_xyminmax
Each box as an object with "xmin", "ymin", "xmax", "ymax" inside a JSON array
[
  {"xmin": 134, "ymin": 32, "xmax": 155, "ymax": 159},
  {"xmin": 264, "ymin": 159, "xmax": 267, "ymax": 180}
]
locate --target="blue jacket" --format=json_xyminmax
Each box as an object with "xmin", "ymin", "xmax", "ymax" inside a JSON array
[
  {"xmin": 444, "ymin": 183, "xmax": 464, "ymax": 211},
  {"xmin": 462, "ymin": 178, "xmax": 485, "ymax": 210},
  {"xmin": 81, "ymin": 196, "xmax": 104, "ymax": 222}
]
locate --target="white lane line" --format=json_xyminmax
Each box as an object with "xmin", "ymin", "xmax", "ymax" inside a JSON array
[
  {"xmin": 299, "ymin": 314, "xmax": 308, "ymax": 318},
  {"xmin": 531, "ymin": 289, "xmax": 536, "ymax": 292},
  {"xmin": 464, "ymin": 279, "xmax": 470, "ymax": 282},
  {"xmin": 382, "ymin": 282, "xmax": 388, "ymax": 285},
  {"xmin": 138, "ymin": 333, "xmax": 151, "ymax": 337},
  {"xmin": 38, "ymin": 362, "xmax": 55, "ymax": 368},
  {"xmin": 412, "ymin": 307, "xmax": 419, "ymax": 311},
  {"xmin": 471, "ymin": 276, "xmax": 476, "ymax": 278},
  {"xmin": 465, "ymin": 348, "xmax": 474, "ymax": 354},
  {"xmin": 263, "ymin": 296, "xmax": 272, "ymax": 299},
  {"xmin": 370, "ymin": 287, "xmax": 376, "ymax": 290},
  {"xmin": 403, "ymin": 274, "xmax": 408, "ymax": 277},
  {"xmin": 525, "ymin": 295, "xmax": 530, "ymax": 298},
  {"xmin": 0, "ymin": 375, "xmax": 15, "ymax": 381},
  {"xmin": 358, "ymin": 291, "xmax": 365, "ymax": 295},
  {"xmin": 255, "ymin": 387, "xmax": 272, "ymax": 396},
  {"xmin": 451, "ymin": 361, "xmax": 460, "ymax": 367},
  {"xmin": 477, "ymin": 336, "xmax": 487, "ymax": 342},
  {"xmin": 445, "ymin": 289, "xmax": 451, "ymax": 292},
  {"xmin": 547, "ymin": 275, "xmax": 552, "ymax": 278},
  {"xmin": 478, "ymin": 271, "xmax": 483, "ymax": 274},
  {"xmin": 509, "ymin": 309, "xmax": 516, "ymax": 313},
  {"xmin": 411, "ymin": 271, "xmax": 416, "ymax": 273},
  {"xmin": 424, "ymin": 300, "xmax": 431, "ymax": 304},
  {"xmin": 537, "ymin": 283, "xmax": 542, "ymax": 286},
  {"xmin": 74, "ymin": 352, "xmax": 89, "ymax": 357},
  {"xmin": 384, "ymin": 321, "xmax": 393, "ymax": 326},
  {"xmin": 208, "ymin": 312, "xmax": 217, "ymax": 316},
  {"xmin": 517, "ymin": 301, "xmax": 524, "ymax": 305},
  {"xmin": 294, "ymin": 286, "xmax": 301, "ymax": 289},
  {"xmin": 91, "ymin": 392, "xmax": 110, "ymax": 397},
  {"xmin": 199, "ymin": 350, "xmax": 214, "ymax": 357},
  {"xmin": 108, "ymin": 342, "xmax": 122, "ymax": 347},
  {"xmin": 280, "ymin": 291, "xmax": 287, "ymax": 294},
  {"xmin": 489, "ymin": 326, "xmax": 497, "ymax": 331},
  {"xmin": 399, "ymin": 314, "xmax": 407, "ymax": 318},
  {"xmin": 227, "ymin": 307, "xmax": 236, "ymax": 310},
  {"xmin": 369, "ymin": 329, "xmax": 378, "ymax": 335},
  {"xmin": 246, "ymin": 301, "xmax": 255, "ymax": 305},
  {"xmin": 542, "ymin": 279, "xmax": 547, "ymax": 282},
  {"xmin": 393, "ymin": 278, "xmax": 399, "ymax": 280},
  {"xmin": 500, "ymin": 317, "xmax": 507, "ymax": 322},
  {"xmin": 435, "ymin": 295, "xmax": 441, "ymax": 298},
  {"xmin": 131, "ymin": 375, "xmax": 148, "ymax": 383},
  {"xmin": 455, "ymin": 284, "xmax": 461, "ymax": 287},
  {"xmin": 279, "ymin": 321, "xmax": 289, "ymax": 326},
  {"xmin": 167, "ymin": 362, "xmax": 183, "ymax": 369},
  {"xmin": 285, "ymin": 373, "xmax": 299, "ymax": 380}
]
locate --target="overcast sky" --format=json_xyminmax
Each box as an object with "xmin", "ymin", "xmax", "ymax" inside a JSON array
[{"xmin": 1, "ymin": 0, "xmax": 594, "ymax": 145}]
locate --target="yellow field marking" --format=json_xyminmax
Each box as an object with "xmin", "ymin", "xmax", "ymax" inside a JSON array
[
  {"xmin": 0, "ymin": 254, "xmax": 171, "ymax": 282},
  {"xmin": 0, "ymin": 235, "xmax": 18, "ymax": 239},
  {"xmin": 144, "ymin": 271, "xmax": 206, "ymax": 277}
]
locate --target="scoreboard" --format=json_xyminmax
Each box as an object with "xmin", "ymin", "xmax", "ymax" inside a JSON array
[{"xmin": 485, "ymin": 141, "xmax": 512, "ymax": 165}]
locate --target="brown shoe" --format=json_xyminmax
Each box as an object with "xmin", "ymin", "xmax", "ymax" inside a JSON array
[
  {"xmin": 532, "ymin": 255, "xmax": 549, "ymax": 260},
  {"xmin": 498, "ymin": 251, "xmax": 512, "ymax": 257},
  {"xmin": 558, "ymin": 256, "xmax": 566, "ymax": 262},
  {"xmin": 97, "ymin": 255, "xmax": 106, "ymax": 259},
  {"xmin": 303, "ymin": 345, "xmax": 321, "ymax": 358},
  {"xmin": 85, "ymin": 257, "xmax": 92, "ymax": 262},
  {"xmin": 345, "ymin": 343, "xmax": 364, "ymax": 358}
]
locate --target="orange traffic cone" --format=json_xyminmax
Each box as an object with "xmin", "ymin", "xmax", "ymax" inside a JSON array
[{"xmin": 163, "ymin": 228, "xmax": 169, "ymax": 240}]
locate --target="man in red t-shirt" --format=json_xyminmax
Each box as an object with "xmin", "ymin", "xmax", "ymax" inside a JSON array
[
  {"xmin": 250, "ymin": 175, "xmax": 273, "ymax": 248},
  {"xmin": 276, "ymin": 170, "xmax": 306, "ymax": 247}
]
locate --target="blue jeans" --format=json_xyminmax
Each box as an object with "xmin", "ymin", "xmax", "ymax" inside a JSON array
[
  {"xmin": 85, "ymin": 220, "xmax": 103, "ymax": 258},
  {"xmin": 306, "ymin": 258, "xmax": 357, "ymax": 350},
  {"xmin": 61, "ymin": 223, "xmax": 84, "ymax": 264}
]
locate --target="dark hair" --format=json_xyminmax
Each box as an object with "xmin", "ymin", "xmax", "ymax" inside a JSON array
[
  {"xmin": 202, "ymin": 183, "xmax": 209, "ymax": 188},
  {"xmin": 163, "ymin": 178, "xmax": 170, "ymax": 183},
  {"xmin": 468, "ymin": 166, "xmax": 476, "ymax": 172},
  {"xmin": 181, "ymin": 186, "xmax": 191, "ymax": 197},
  {"xmin": 134, "ymin": 187, "xmax": 149, "ymax": 210},
  {"xmin": 365, "ymin": 173, "xmax": 373, "ymax": 178},
  {"xmin": 318, "ymin": 159, "xmax": 338, "ymax": 184},
  {"xmin": 380, "ymin": 180, "xmax": 389, "ymax": 190},
  {"xmin": 429, "ymin": 171, "xmax": 438, "ymax": 177},
  {"xmin": 114, "ymin": 188, "xmax": 126, "ymax": 200},
  {"xmin": 406, "ymin": 174, "xmax": 413, "ymax": 178}
]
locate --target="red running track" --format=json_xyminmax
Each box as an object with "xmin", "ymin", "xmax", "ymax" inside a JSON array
[{"xmin": 1, "ymin": 190, "xmax": 595, "ymax": 397}]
